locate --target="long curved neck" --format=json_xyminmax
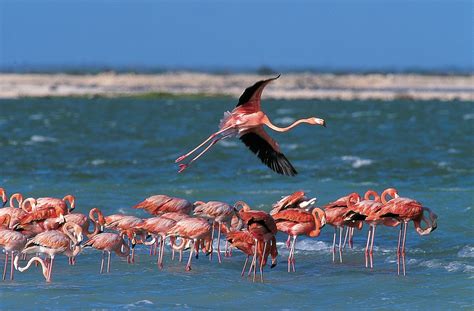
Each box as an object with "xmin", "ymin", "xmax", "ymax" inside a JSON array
[
  {"xmin": 234, "ymin": 201, "xmax": 251, "ymax": 211},
  {"xmin": 346, "ymin": 193, "xmax": 360, "ymax": 209},
  {"xmin": 62, "ymin": 224, "xmax": 78, "ymax": 245},
  {"xmin": 63, "ymin": 195, "xmax": 75, "ymax": 212},
  {"xmin": 10, "ymin": 193, "xmax": 24, "ymax": 209},
  {"xmin": 21, "ymin": 198, "xmax": 35, "ymax": 212},
  {"xmin": 381, "ymin": 188, "xmax": 399, "ymax": 204},
  {"xmin": 87, "ymin": 208, "xmax": 103, "ymax": 237},
  {"xmin": 309, "ymin": 209, "xmax": 323, "ymax": 237},
  {"xmin": 15, "ymin": 256, "xmax": 49, "ymax": 280},
  {"xmin": 117, "ymin": 240, "xmax": 131, "ymax": 257},
  {"xmin": 264, "ymin": 117, "xmax": 312, "ymax": 133}
]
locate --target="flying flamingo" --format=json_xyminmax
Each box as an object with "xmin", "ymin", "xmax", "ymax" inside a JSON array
[
  {"xmin": 378, "ymin": 188, "xmax": 438, "ymax": 275},
  {"xmin": 193, "ymin": 200, "xmax": 238, "ymax": 263},
  {"xmin": 226, "ymin": 230, "xmax": 277, "ymax": 277},
  {"xmin": 175, "ymin": 75, "xmax": 326, "ymax": 176},
  {"xmin": 166, "ymin": 217, "xmax": 212, "ymax": 271},
  {"xmin": 136, "ymin": 216, "xmax": 177, "ymax": 269},
  {"xmin": 133, "ymin": 195, "xmax": 193, "ymax": 215},
  {"xmin": 236, "ymin": 201, "xmax": 278, "ymax": 282},
  {"xmin": 0, "ymin": 214, "xmax": 27, "ymax": 281},
  {"xmin": 83, "ymin": 232, "xmax": 131, "ymax": 274},
  {"xmin": 273, "ymin": 208, "xmax": 326, "ymax": 272},
  {"xmin": 16, "ymin": 222, "xmax": 83, "ymax": 282},
  {"xmin": 322, "ymin": 193, "xmax": 363, "ymax": 263}
]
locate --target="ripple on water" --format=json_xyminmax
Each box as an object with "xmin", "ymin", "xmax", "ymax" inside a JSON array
[
  {"xmin": 25, "ymin": 135, "xmax": 58, "ymax": 144},
  {"xmin": 458, "ymin": 245, "xmax": 474, "ymax": 258},
  {"xmin": 341, "ymin": 155, "xmax": 374, "ymax": 168}
]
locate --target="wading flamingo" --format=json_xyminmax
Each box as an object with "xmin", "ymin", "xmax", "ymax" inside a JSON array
[
  {"xmin": 193, "ymin": 201, "xmax": 238, "ymax": 263},
  {"xmin": 323, "ymin": 193, "xmax": 362, "ymax": 263},
  {"xmin": 226, "ymin": 230, "xmax": 277, "ymax": 277},
  {"xmin": 236, "ymin": 201, "xmax": 278, "ymax": 282},
  {"xmin": 0, "ymin": 194, "xmax": 27, "ymax": 226},
  {"xmin": 16, "ymin": 222, "xmax": 83, "ymax": 282},
  {"xmin": 273, "ymin": 208, "xmax": 326, "ymax": 272},
  {"xmin": 133, "ymin": 195, "xmax": 193, "ymax": 215},
  {"xmin": 0, "ymin": 215, "xmax": 27, "ymax": 281},
  {"xmin": 136, "ymin": 216, "xmax": 177, "ymax": 269},
  {"xmin": 19, "ymin": 195, "xmax": 75, "ymax": 224},
  {"xmin": 343, "ymin": 190, "xmax": 400, "ymax": 268},
  {"xmin": 104, "ymin": 215, "xmax": 145, "ymax": 263},
  {"xmin": 166, "ymin": 217, "xmax": 212, "ymax": 271},
  {"xmin": 175, "ymin": 75, "xmax": 326, "ymax": 176},
  {"xmin": 83, "ymin": 232, "xmax": 131, "ymax": 274},
  {"xmin": 379, "ymin": 188, "xmax": 438, "ymax": 275}
]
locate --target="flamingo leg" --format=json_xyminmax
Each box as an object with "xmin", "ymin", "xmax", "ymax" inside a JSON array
[
  {"xmin": 159, "ymin": 236, "xmax": 166, "ymax": 269},
  {"xmin": 209, "ymin": 222, "xmax": 215, "ymax": 262},
  {"xmin": 241, "ymin": 255, "xmax": 249, "ymax": 277},
  {"xmin": 291, "ymin": 236, "xmax": 297, "ymax": 272},
  {"xmin": 252, "ymin": 240, "xmax": 258, "ymax": 282},
  {"xmin": 185, "ymin": 240, "xmax": 195, "ymax": 271},
  {"xmin": 342, "ymin": 227, "xmax": 350, "ymax": 250},
  {"xmin": 3, "ymin": 252, "xmax": 8, "ymax": 280},
  {"xmin": 397, "ymin": 222, "xmax": 404, "ymax": 275},
  {"xmin": 369, "ymin": 225, "xmax": 376, "ymax": 269},
  {"xmin": 286, "ymin": 235, "xmax": 291, "ymax": 249},
  {"xmin": 175, "ymin": 126, "xmax": 234, "ymax": 163},
  {"xmin": 401, "ymin": 221, "xmax": 408, "ymax": 276},
  {"xmin": 178, "ymin": 137, "xmax": 223, "ymax": 173},
  {"xmin": 338, "ymin": 227, "xmax": 343, "ymax": 263},
  {"xmin": 100, "ymin": 251, "xmax": 105, "ymax": 274},
  {"xmin": 350, "ymin": 227, "xmax": 354, "ymax": 248},
  {"xmin": 107, "ymin": 251, "xmax": 111, "ymax": 273},
  {"xmin": 10, "ymin": 252, "xmax": 14, "ymax": 281},
  {"xmin": 47, "ymin": 256, "xmax": 55, "ymax": 282},
  {"xmin": 365, "ymin": 226, "xmax": 372, "ymax": 268},
  {"xmin": 332, "ymin": 228, "xmax": 336, "ymax": 262},
  {"xmin": 260, "ymin": 241, "xmax": 267, "ymax": 283},
  {"xmin": 216, "ymin": 222, "xmax": 222, "ymax": 264}
]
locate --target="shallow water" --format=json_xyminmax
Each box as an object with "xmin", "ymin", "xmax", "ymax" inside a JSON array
[{"xmin": 0, "ymin": 97, "xmax": 473, "ymax": 309}]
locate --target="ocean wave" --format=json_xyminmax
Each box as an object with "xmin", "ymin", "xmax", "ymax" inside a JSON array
[
  {"xmin": 341, "ymin": 155, "xmax": 373, "ymax": 168},
  {"xmin": 458, "ymin": 245, "xmax": 474, "ymax": 258},
  {"xmin": 351, "ymin": 111, "xmax": 381, "ymax": 118},
  {"xmin": 274, "ymin": 117, "xmax": 295, "ymax": 125},
  {"xmin": 125, "ymin": 300, "xmax": 154, "ymax": 308},
  {"xmin": 276, "ymin": 108, "xmax": 293, "ymax": 115},
  {"xmin": 90, "ymin": 159, "xmax": 106, "ymax": 166},
  {"xmin": 418, "ymin": 259, "xmax": 474, "ymax": 274},
  {"xmin": 218, "ymin": 140, "xmax": 238, "ymax": 148},
  {"xmin": 463, "ymin": 113, "xmax": 474, "ymax": 120},
  {"xmin": 24, "ymin": 135, "xmax": 58, "ymax": 145}
]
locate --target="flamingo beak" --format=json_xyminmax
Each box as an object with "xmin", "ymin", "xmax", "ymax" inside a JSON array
[
  {"xmin": 271, "ymin": 258, "xmax": 277, "ymax": 269},
  {"xmin": 314, "ymin": 118, "xmax": 326, "ymax": 127},
  {"xmin": 2, "ymin": 200, "xmax": 6, "ymax": 208}
]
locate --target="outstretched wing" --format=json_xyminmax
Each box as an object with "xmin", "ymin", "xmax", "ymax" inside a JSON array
[
  {"xmin": 236, "ymin": 75, "xmax": 280, "ymax": 112},
  {"xmin": 239, "ymin": 127, "xmax": 297, "ymax": 176}
]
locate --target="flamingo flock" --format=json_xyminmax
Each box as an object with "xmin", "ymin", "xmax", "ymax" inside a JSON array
[{"xmin": 0, "ymin": 187, "xmax": 437, "ymax": 283}]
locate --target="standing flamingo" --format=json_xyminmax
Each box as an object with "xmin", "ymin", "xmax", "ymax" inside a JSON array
[
  {"xmin": 133, "ymin": 195, "xmax": 193, "ymax": 215},
  {"xmin": 343, "ymin": 190, "xmax": 400, "ymax": 268},
  {"xmin": 0, "ymin": 215, "xmax": 27, "ymax": 281},
  {"xmin": 236, "ymin": 201, "xmax": 278, "ymax": 282},
  {"xmin": 175, "ymin": 75, "xmax": 326, "ymax": 176},
  {"xmin": 273, "ymin": 208, "xmax": 326, "ymax": 272},
  {"xmin": 166, "ymin": 217, "xmax": 212, "ymax": 271},
  {"xmin": 64, "ymin": 208, "xmax": 104, "ymax": 238},
  {"xmin": 16, "ymin": 222, "xmax": 83, "ymax": 282},
  {"xmin": 136, "ymin": 216, "xmax": 177, "ymax": 269},
  {"xmin": 193, "ymin": 201, "xmax": 237, "ymax": 263},
  {"xmin": 323, "ymin": 193, "xmax": 362, "ymax": 263},
  {"xmin": 379, "ymin": 188, "xmax": 438, "ymax": 275},
  {"xmin": 83, "ymin": 232, "xmax": 131, "ymax": 274},
  {"xmin": 104, "ymin": 214, "xmax": 144, "ymax": 263},
  {"xmin": 0, "ymin": 194, "xmax": 27, "ymax": 226},
  {"xmin": 270, "ymin": 190, "xmax": 317, "ymax": 216}
]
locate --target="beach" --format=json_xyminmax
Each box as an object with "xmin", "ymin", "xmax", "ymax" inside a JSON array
[{"xmin": 0, "ymin": 72, "xmax": 472, "ymax": 101}]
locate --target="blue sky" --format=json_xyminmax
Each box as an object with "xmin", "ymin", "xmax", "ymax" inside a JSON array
[{"xmin": 0, "ymin": 0, "xmax": 472, "ymax": 71}]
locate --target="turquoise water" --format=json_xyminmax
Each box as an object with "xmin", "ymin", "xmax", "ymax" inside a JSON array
[{"xmin": 0, "ymin": 97, "xmax": 473, "ymax": 309}]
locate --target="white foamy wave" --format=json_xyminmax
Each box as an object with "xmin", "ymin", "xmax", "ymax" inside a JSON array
[
  {"xmin": 24, "ymin": 135, "xmax": 58, "ymax": 145},
  {"xmin": 274, "ymin": 117, "xmax": 295, "ymax": 125},
  {"xmin": 281, "ymin": 143, "xmax": 299, "ymax": 150},
  {"xmin": 341, "ymin": 155, "xmax": 373, "ymax": 168},
  {"xmin": 90, "ymin": 159, "xmax": 106, "ymax": 166},
  {"xmin": 458, "ymin": 245, "xmax": 474, "ymax": 258},
  {"xmin": 418, "ymin": 259, "xmax": 474, "ymax": 274},
  {"xmin": 218, "ymin": 140, "xmax": 238, "ymax": 148},
  {"xmin": 276, "ymin": 239, "xmax": 331, "ymax": 253},
  {"xmin": 125, "ymin": 300, "xmax": 154, "ymax": 308},
  {"xmin": 463, "ymin": 113, "xmax": 474, "ymax": 120}
]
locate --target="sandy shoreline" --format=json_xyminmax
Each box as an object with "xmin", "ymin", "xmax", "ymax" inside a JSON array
[{"xmin": 0, "ymin": 72, "xmax": 472, "ymax": 101}]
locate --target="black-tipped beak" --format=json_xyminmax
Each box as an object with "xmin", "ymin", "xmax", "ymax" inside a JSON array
[
  {"xmin": 2, "ymin": 201, "xmax": 6, "ymax": 208},
  {"xmin": 322, "ymin": 120, "xmax": 327, "ymax": 127},
  {"xmin": 271, "ymin": 263, "xmax": 277, "ymax": 269}
]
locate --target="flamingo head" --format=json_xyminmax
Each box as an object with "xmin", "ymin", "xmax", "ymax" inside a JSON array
[
  {"xmin": 0, "ymin": 188, "xmax": 6, "ymax": 206},
  {"xmin": 309, "ymin": 117, "xmax": 326, "ymax": 127}
]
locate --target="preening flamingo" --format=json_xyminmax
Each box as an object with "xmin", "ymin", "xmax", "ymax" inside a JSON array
[
  {"xmin": 379, "ymin": 188, "xmax": 438, "ymax": 275},
  {"xmin": 133, "ymin": 195, "xmax": 193, "ymax": 215},
  {"xmin": 136, "ymin": 216, "xmax": 177, "ymax": 269},
  {"xmin": 193, "ymin": 200, "xmax": 238, "ymax": 263},
  {"xmin": 343, "ymin": 190, "xmax": 400, "ymax": 268},
  {"xmin": 323, "ymin": 193, "xmax": 362, "ymax": 263},
  {"xmin": 273, "ymin": 208, "xmax": 326, "ymax": 272},
  {"xmin": 104, "ymin": 214, "xmax": 145, "ymax": 263},
  {"xmin": 0, "ymin": 193, "xmax": 27, "ymax": 226},
  {"xmin": 175, "ymin": 75, "xmax": 326, "ymax": 176},
  {"xmin": 83, "ymin": 232, "xmax": 131, "ymax": 274},
  {"xmin": 270, "ymin": 190, "xmax": 317, "ymax": 216},
  {"xmin": 166, "ymin": 217, "xmax": 212, "ymax": 271},
  {"xmin": 64, "ymin": 208, "xmax": 105, "ymax": 238},
  {"xmin": 17, "ymin": 222, "xmax": 83, "ymax": 282},
  {"xmin": 19, "ymin": 195, "xmax": 74, "ymax": 224},
  {"xmin": 236, "ymin": 201, "xmax": 278, "ymax": 282},
  {"xmin": 0, "ymin": 214, "xmax": 27, "ymax": 280}
]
